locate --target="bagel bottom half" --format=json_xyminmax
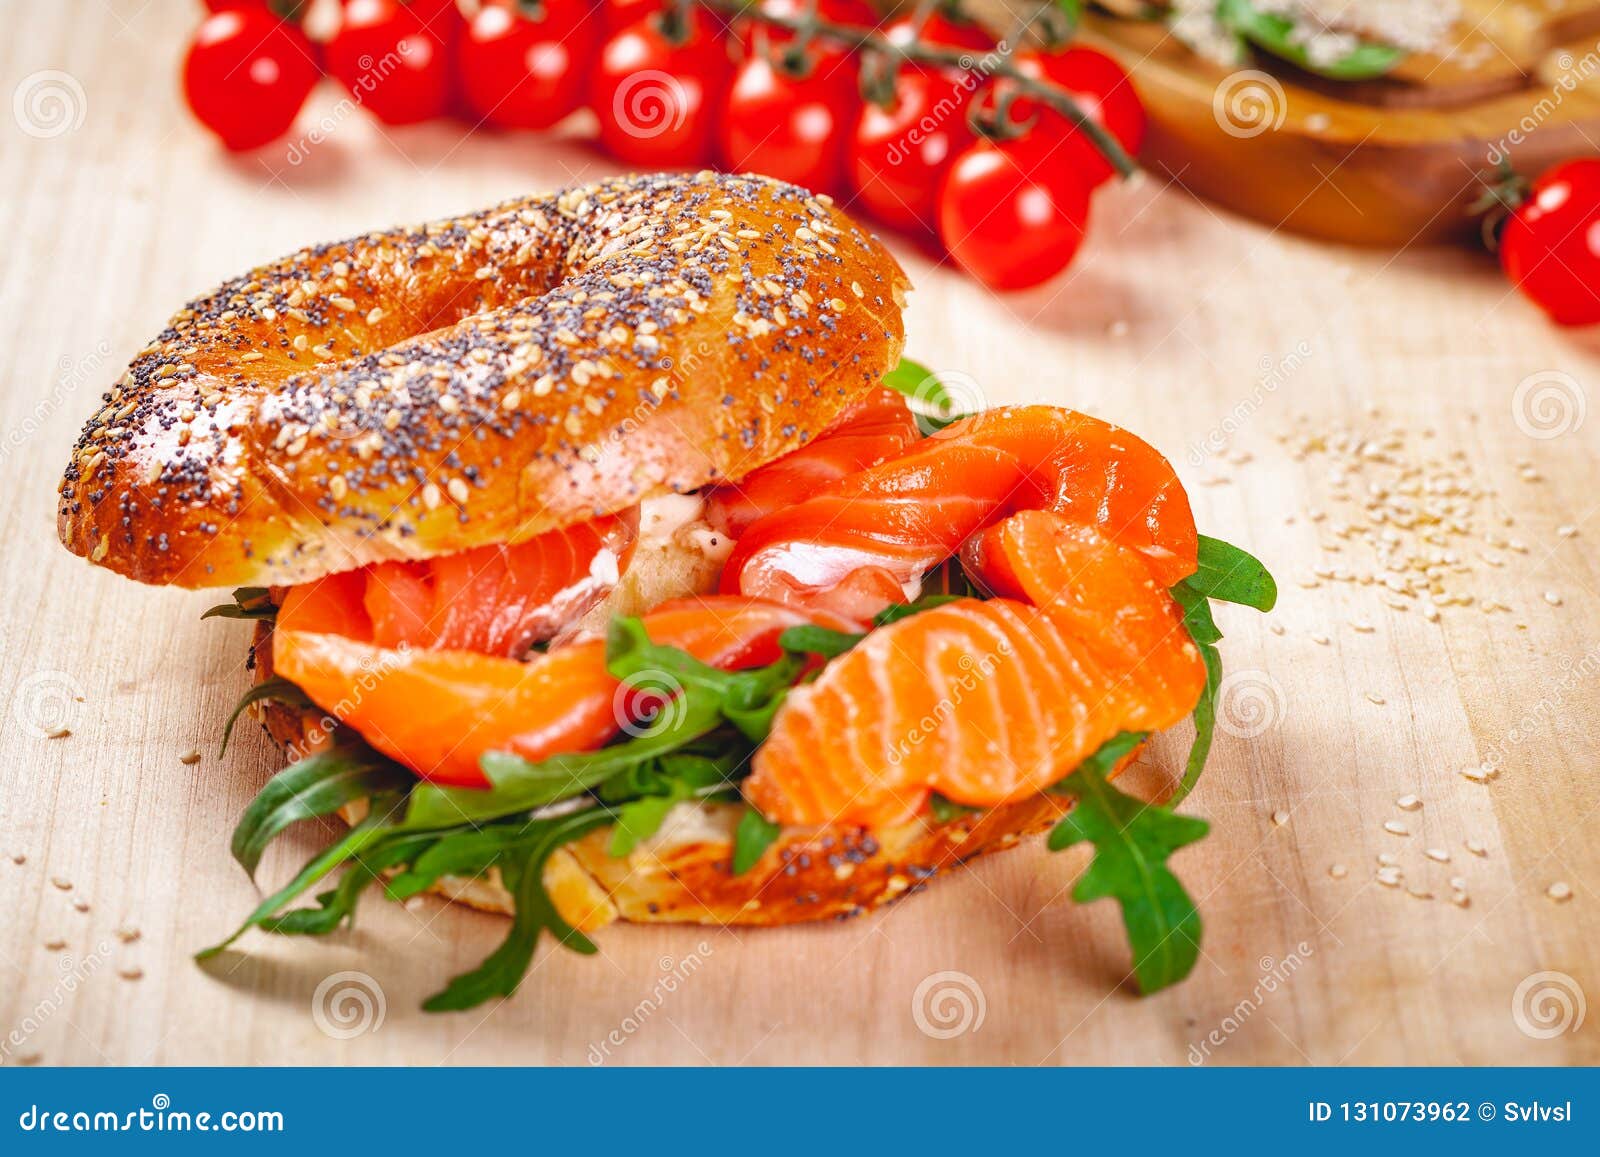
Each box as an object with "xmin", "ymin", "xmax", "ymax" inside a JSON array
[{"xmin": 246, "ymin": 621, "xmax": 1130, "ymax": 931}]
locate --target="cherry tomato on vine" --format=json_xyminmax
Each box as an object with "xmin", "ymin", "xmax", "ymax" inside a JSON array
[
  {"xmin": 720, "ymin": 54, "xmax": 858, "ymax": 191},
  {"xmin": 737, "ymin": 0, "xmax": 879, "ymax": 71},
  {"xmin": 938, "ymin": 137, "xmax": 1092, "ymax": 291},
  {"xmin": 326, "ymin": 0, "xmax": 454, "ymax": 125},
  {"xmin": 885, "ymin": 11, "xmax": 994, "ymax": 79},
  {"xmin": 601, "ymin": 0, "xmax": 665, "ymax": 35},
  {"xmin": 848, "ymin": 68, "xmax": 978, "ymax": 234},
  {"xmin": 459, "ymin": 0, "xmax": 595, "ymax": 129},
  {"xmin": 591, "ymin": 12, "xmax": 732, "ymax": 168},
  {"xmin": 183, "ymin": 9, "xmax": 320, "ymax": 151},
  {"xmin": 992, "ymin": 46, "xmax": 1144, "ymax": 189},
  {"xmin": 1499, "ymin": 159, "xmax": 1600, "ymax": 327}
]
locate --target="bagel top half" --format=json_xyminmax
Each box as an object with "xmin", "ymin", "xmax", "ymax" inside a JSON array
[{"xmin": 58, "ymin": 171, "xmax": 909, "ymax": 588}]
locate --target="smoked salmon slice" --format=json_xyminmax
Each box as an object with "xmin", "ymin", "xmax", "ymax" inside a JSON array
[
  {"xmin": 279, "ymin": 518, "xmax": 630, "ymax": 657},
  {"xmin": 272, "ymin": 595, "xmax": 822, "ymax": 787},
  {"xmin": 744, "ymin": 511, "xmax": 1206, "ymax": 826},
  {"xmin": 703, "ymin": 388, "xmax": 921, "ymax": 538},
  {"xmin": 721, "ymin": 406, "xmax": 1199, "ymax": 619}
]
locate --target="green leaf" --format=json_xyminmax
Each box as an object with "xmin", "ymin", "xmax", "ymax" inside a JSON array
[
  {"xmin": 1177, "ymin": 643, "xmax": 1223, "ymax": 805},
  {"xmin": 196, "ymin": 807, "xmax": 401, "ymax": 959},
  {"xmin": 201, "ymin": 586, "xmax": 276, "ymax": 621},
  {"xmin": 1218, "ymin": 0, "xmax": 1405, "ymax": 80},
  {"xmin": 928, "ymin": 794, "xmax": 979, "ymax": 822},
  {"xmin": 219, "ymin": 676, "xmax": 314, "ymax": 756},
  {"xmin": 777, "ymin": 623, "xmax": 862, "ymax": 659},
  {"xmin": 260, "ymin": 833, "xmax": 432, "ymax": 935},
  {"xmin": 732, "ymin": 808, "xmax": 781, "ymax": 875},
  {"xmin": 1170, "ymin": 580, "xmax": 1222, "ymax": 645},
  {"xmin": 880, "ymin": 356, "xmax": 946, "ymax": 406},
  {"xmin": 1189, "ymin": 535, "xmax": 1277, "ymax": 611},
  {"xmin": 422, "ymin": 809, "xmax": 613, "ymax": 1012},
  {"xmin": 1048, "ymin": 752, "xmax": 1210, "ymax": 994},
  {"xmin": 385, "ymin": 822, "xmax": 539, "ymax": 901},
  {"xmin": 228, "ymin": 744, "xmax": 413, "ymax": 880}
]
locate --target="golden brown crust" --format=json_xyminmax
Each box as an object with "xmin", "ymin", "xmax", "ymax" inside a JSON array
[
  {"xmin": 60, "ymin": 172, "xmax": 909, "ymax": 589},
  {"xmin": 245, "ymin": 624, "xmax": 1104, "ymax": 931}
]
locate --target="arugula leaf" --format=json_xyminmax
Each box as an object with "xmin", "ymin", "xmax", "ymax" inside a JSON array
[
  {"xmin": 201, "ymin": 586, "xmax": 276, "ymax": 621},
  {"xmin": 1217, "ymin": 0, "xmax": 1404, "ymax": 80},
  {"xmin": 777, "ymin": 593, "xmax": 973, "ymax": 659},
  {"xmin": 606, "ymin": 754, "xmax": 732, "ymax": 856},
  {"xmin": 732, "ymin": 808, "xmax": 781, "ymax": 875},
  {"xmin": 260, "ymin": 833, "xmax": 432, "ymax": 935},
  {"xmin": 229, "ymin": 743, "xmax": 413, "ymax": 879},
  {"xmin": 928, "ymin": 794, "xmax": 979, "ymax": 822},
  {"xmin": 1048, "ymin": 743, "xmax": 1210, "ymax": 994},
  {"xmin": 385, "ymin": 822, "xmax": 541, "ymax": 901},
  {"xmin": 1189, "ymin": 536, "xmax": 1277, "ymax": 611},
  {"xmin": 881, "ymin": 356, "xmax": 946, "ymax": 406},
  {"xmin": 219, "ymin": 676, "xmax": 315, "ymax": 756},
  {"xmin": 422, "ymin": 809, "xmax": 613, "ymax": 1012}
]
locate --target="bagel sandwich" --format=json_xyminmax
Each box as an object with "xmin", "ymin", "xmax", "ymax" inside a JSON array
[{"xmin": 57, "ymin": 171, "xmax": 1276, "ymax": 1010}]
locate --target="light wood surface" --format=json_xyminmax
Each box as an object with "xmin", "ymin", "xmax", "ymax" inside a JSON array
[{"xmin": 2, "ymin": 2, "xmax": 1598, "ymax": 1067}]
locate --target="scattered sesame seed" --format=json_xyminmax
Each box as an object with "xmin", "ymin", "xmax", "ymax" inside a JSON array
[
  {"xmin": 1395, "ymin": 794, "xmax": 1421, "ymax": 810},
  {"xmin": 1376, "ymin": 867, "xmax": 1403, "ymax": 887},
  {"xmin": 50, "ymin": 877, "xmax": 72, "ymax": 891},
  {"xmin": 1459, "ymin": 766, "xmax": 1492, "ymax": 783},
  {"xmin": 1425, "ymin": 848, "xmax": 1450, "ymax": 863},
  {"xmin": 1365, "ymin": 691, "xmax": 1386, "ymax": 705},
  {"xmin": 1350, "ymin": 618, "xmax": 1376, "ymax": 634},
  {"xmin": 1556, "ymin": 525, "xmax": 1577, "ymax": 538},
  {"xmin": 1407, "ymin": 887, "xmax": 1434, "ymax": 901},
  {"xmin": 1383, "ymin": 820, "xmax": 1409, "ymax": 837},
  {"xmin": 44, "ymin": 938, "xmax": 66, "ymax": 951},
  {"xmin": 1464, "ymin": 839, "xmax": 1488, "ymax": 858},
  {"xmin": 9, "ymin": 853, "xmax": 24, "ymax": 865},
  {"xmin": 1378, "ymin": 852, "xmax": 1398, "ymax": 866},
  {"xmin": 117, "ymin": 966, "xmax": 144, "ymax": 981},
  {"xmin": 1449, "ymin": 892, "xmax": 1471, "ymax": 908},
  {"xmin": 1268, "ymin": 622, "xmax": 1285, "ymax": 636},
  {"xmin": 1271, "ymin": 809, "xmax": 1290, "ymax": 827},
  {"xmin": 72, "ymin": 898, "xmax": 89, "ymax": 913},
  {"xmin": 114, "ymin": 926, "xmax": 141, "ymax": 944},
  {"xmin": 1328, "ymin": 863, "xmax": 1348, "ymax": 879},
  {"xmin": 1546, "ymin": 882, "xmax": 1573, "ymax": 903},
  {"xmin": 1543, "ymin": 591, "xmax": 1563, "ymax": 607},
  {"xmin": 1310, "ymin": 632, "xmax": 1330, "ymax": 646},
  {"xmin": 178, "ymin": 748, "xmax": 201, "ymax": 765}
]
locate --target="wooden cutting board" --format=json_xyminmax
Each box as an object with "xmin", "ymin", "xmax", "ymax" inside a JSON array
[{"xmin": 1, "ymin": 1, "xmax": 1597, "ymax": 1066}]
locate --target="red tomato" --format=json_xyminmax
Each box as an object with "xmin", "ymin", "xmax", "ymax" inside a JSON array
[
  {"xmin": 737, "ymin": 0, "xmax": 879, "ymax": 70},
  {"xmin": 601, "ymin": 0, "xmax": 664, "ymax": 35},
  {"xmin": 720, "ymin": 55, "xmax": 858, "ymax": 191},
  {"xmin": 182, "ymin": 9, "xmax": 320, "ymax": 151},
  {"xmin": 458, "ymin": 0, "xmax": 595, "ymax": 129},
  {"xmin": 1501, "ymin": 159, "xmax": 1600, "ymax": 326},
  {"xmin": 848, "ymin": 68, "xmax": 979, "ymax": 234},
  {"xmin": 938, "ymin": 137, "xmax": 1092, "ymax": 291},
  {"xmin": 995, "ymin": 46, "xmax": 1145, "ymax": 189},
  {"xmin": 326, "ymin": 0, "xmax": 454, "ymax": 125},
  {"xmin": 591, "ymin": 12, "xmax": 731, "ymax": 167},
  {"xmin": 885, "ymin": 10, "xmax": 994, "ymax": 79}
]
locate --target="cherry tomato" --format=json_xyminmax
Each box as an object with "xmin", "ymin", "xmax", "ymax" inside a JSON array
[
  {"xmin": 326, "ymin": 0, "xmax": 454, "ymax": 125},
  {"xmin": 938, "ymin": 137, "xmax": 1092, "ymax": 291},
  {"xmin": 459, "ymin": 0, "xmax": 595, "ymax": 129},
  {"xmin": 591, "ymin": 12, "xmax": 731, "ymax": 167},
  {"xmin": 737, "ymin": 0, "xmax": 878, "ymax": 70},
  {"xmin": 601, "ymin": 0, "xmax": 664, "ymax": 35},
  {"xmin": 848, "ymin": 68, "xmax": 978, "ymax": 234},
  {"xmin": 720, "ymin": 56, "xmax": 858, "ymax": 191},
  {"xmin": 182, "ymin": 9, "xmax": 320, "ymax": 151},
  {"xmin": 885, "ymin": 11, "xmax": 994, "ymax": 80},
  {"xmin": 992, "ymin": 46, "xmax": 1144, "ymax": 189},
  {"xmin": 1500, "ymin": 159, "xmax": 1600, "ymax": 326}
]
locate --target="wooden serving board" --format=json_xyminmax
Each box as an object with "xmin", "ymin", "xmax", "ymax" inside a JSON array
[
  {"xmin": 1075, "ymin": 2, "xmax": 1600, "ymax": 244},
  {"xmin": 2, "ymin": 1, "xmax": 1599, "ymax": 1066}
]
